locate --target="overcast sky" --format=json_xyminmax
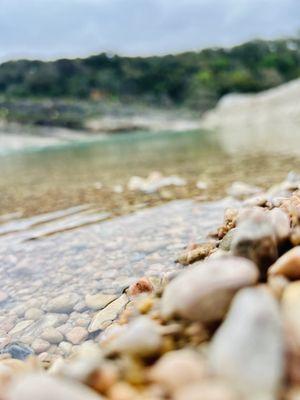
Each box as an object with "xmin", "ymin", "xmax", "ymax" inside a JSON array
[{"xmin": 0, "ymin": 0, "xmax": 299, "ymax": 61}]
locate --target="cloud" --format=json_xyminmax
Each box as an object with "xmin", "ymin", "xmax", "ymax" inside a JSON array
[{"xmin": 0, "ymin": 0, "xmax": 299, "ymax": 61}]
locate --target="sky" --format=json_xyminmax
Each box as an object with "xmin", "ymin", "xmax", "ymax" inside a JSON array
[{"xmin": 0, "ymin": 0, "xmax": 299, "ymax": 61}]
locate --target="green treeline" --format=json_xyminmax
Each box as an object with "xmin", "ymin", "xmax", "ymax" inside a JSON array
[{"xmin": 0, "ymin": 38, "xmax": 300, "ymax": 111}]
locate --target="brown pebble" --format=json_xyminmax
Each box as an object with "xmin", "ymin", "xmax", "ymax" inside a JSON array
[
  {"xmin": 177, "ymin": 242, "xmax": 216, "ymax": 265},
  {"xmin": 269, "ymin": 247, "xmax": 300, "ymax": 279},
  {"xmin": 127, "ymin": 277, "xmax": 154, "ymax": 296}
]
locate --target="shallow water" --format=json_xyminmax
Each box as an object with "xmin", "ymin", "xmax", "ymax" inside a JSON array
[
  {"xmin": 0, "ymin": 125, "xmax": 299, "ymax": 357},
  {"xmin": 0, "ymin": 198, "xmax": 237, "ymax": 357},
  {"xmin": 0, "ymin": 128, "xmax": 299, "ymax": 217}
]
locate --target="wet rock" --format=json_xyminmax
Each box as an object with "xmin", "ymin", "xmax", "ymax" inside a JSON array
[
  {"xmin": 149, "ymin": 349, "xmax": 207, "ymax": 393},
  {"xmin": 231, "ymin": 210, "xmax": 278, "ymax": 278},
  {"xmin": 269, "ymin": 247, "xmax": 300, "ymax": 279},
  {"xmin": 88, "ymin": 294, "xmax": 128, "ymax": 333},
  {"xmin": 66, "ymin": 327, "xmax": 88, "ymax": 345},
  {"xmin": 174, "ymin": 381, "xmax": 239, "ymax": 400},
  {"xmin": 41, "ymin": 328, "xmax": 63, "ymax": 344},
  {"xmin": 85, "ymin": 293, "xmax": 117, "ymax": 311},
  {"xmin": 127, "ymin": 277, "xmax": 154, "ymax": 296},
  {"xmin": 161, "ymin": 256, "xmax": 258, "ymax": 322},
  {"xmin": 210, "ymin": 287, "xmax": 283, "ymax": 399},
  {"xmin": 46, "ymin": 294, "xmax": 77, "ymax": 313},
  {"xmin": 1, "ymin": 342, "xmax": 34, "ymax": 360},
  {"xmin": 107, "ymin": 316, "xmax": 162, "ymax": 357},
  {"xmin": 177, "ymin": 242, "xmax": 216, "ymax": 265},
  {"xmin": 227, "ymin": 181, "xmax": 262, "ymax": 200},
  {"xmin": 6, "ymin": 373, "xmax": 103, "ymax": 400}
]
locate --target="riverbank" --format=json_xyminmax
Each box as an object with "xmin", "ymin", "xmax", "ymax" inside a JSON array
[
  {"xmin": 0, "ymin": 99, "xmax": 201, "ymax": 136},
  {"xmin": 0, "ymin": 173, "xmax": 299, "ymax": 399},
  {"xmin": 201, "ymin": 77, "xmax": 300, "ymax": 143}
]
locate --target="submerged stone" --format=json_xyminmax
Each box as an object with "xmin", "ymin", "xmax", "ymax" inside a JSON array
[{"xmin": 1, "ymin": 342, "xmax": 34, "ymax": 360}]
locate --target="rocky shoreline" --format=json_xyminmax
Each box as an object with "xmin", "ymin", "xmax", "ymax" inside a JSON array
[{"xmin": 1, "ymin": 173, "xmax": 300, "ymax": 399}]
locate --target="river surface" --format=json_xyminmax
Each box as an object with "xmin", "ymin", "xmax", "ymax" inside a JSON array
[
  {"xmin": 0, "ymin": 127, "xmax": 299, "ymax": 217},
  {"xmin": 0, "ymin": 125, "xmax": 299, "ymax": 358}
]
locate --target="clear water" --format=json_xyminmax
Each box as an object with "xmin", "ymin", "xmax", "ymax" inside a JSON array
[{"xmin": 0, "ymin": 128, "xmax": 299, "ymax": 216}]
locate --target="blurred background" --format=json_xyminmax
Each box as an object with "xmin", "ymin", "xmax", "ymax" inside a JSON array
[{"xmin": 0, "ymin": 0, "xmax": 300, "ymax": 219}]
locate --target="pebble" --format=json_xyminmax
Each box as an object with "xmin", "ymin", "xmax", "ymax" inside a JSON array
[
  {"xmin": 0, "ymin": 317, "xmax": 16, "ymax": 334},
  {"xmin": 196, "ymin": 180, "xmax": 208, "ymax": 190},
  {"xmin": 1, "ymin": 342, "xmax": 34, "ymax": 360},
  {"xmin": 58, "ymin": 341, "xmax": 73, "ymax": 356},
  {"xmin": 227, "ymin": 181, "xmax": 262, "ymax": 200},
  {"xmin": 161, "ymin": 256, "xmax": 258, "ymax": 322},
  {"xmin": 219, "ymin": 228, "xmax": 236, "ymax": 251},
  {"xmin": 268, "ymin": 207, "xmax": 291, "ymax": 242},
  {"xmin": 149, "ymin": 349, "xmax": 207, "ymax": 393},
  {"xmin": 65, "ymin": 327, "xmax": 88, "ymax": 345},
  {"xmin": 0, "ymin": 335, "xmax": 11, "ymax": 350},
  {"xmin": 88, "ymin": 294, "xmax": 128, "ymax": 333},
  {"xmin": 177, "ymin": 242, "xmax": 215, "ymax": 265},
  {"xmin": 9, "ymin": 321, "xmax": 33, "ymax": 335},
  {"xmin": 107, "ymin": 316, "xmax": 162, "ymax": 357},
  {"xmin": 12, "ymin": 305, "xmax": 26, "ymax": 318},
  {"xmin": 0, "ymin": 291, "xmax": 8, "ymax": 303},
  {"xmin": 57, "ymin": 323, "xmax": 73, "ymax": 336},
  {"xmin": 282, "ymin": 282, "xmax": 300, "ymax": 383},
  {"xmin": 268, "ymin": 247, "xmax": 300, "ymax": 279},
  {"xmin": 231, "ymin": 210, "xmax": 278, "ymax": 278},
  {"xmin": 24, "ymin": 308, "xmax": 43, "ymax": 321},
  {"xmin": 210, "ymin": 287, "xmax": 283, "ymax": 399},
  {"xmin": 282, "ymin": 282, "xmax": 300, "ymax": 345},
  {"xmin": 268, "ymin": 274, "xmax": 289, "ymax": 299},
  {"xmin": 46, "ymin": 294, "xmax": 77, "ymax": 314},
  {"xmin": 31, "ymin": 339, "xmax": 50, "ymax": 354},
  {"xmin": 41, "ymin": 328, "xmax": 63, "ymax": 345},
  {"xmin": 174, "ymin": 381, "xmax": 239, "ymax": 400},
  {"xmin": 85, "ymin": 293, "xmax": 117, "ymax": 311},
  {"xmin": 127, "ymin": 277, "xmax": 154, "ymax": 296},
  {"xmin": 6, "ymin": 373, "xmax": 103, "ymax": 400}
]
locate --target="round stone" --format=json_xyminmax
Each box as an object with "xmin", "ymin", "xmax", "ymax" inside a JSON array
[
  {"xmin": 41, "ymin": 328, "xmax": 63, "ymax": 345},
  {"xmin": 46, "ymin": 294, "xmax": 77, "ymax": 314},
  {"xmin": 65, "ymin": 327, "xmax": 88, "ymax": 345},
  {"xmin": 32, "ymin": 339, "xmax": 50, "ymax": 354}
]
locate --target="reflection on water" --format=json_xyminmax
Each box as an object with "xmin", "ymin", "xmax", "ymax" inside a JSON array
[{"xmin": 0, "ymin": 128, "xmax": 299, "ymax": 216}]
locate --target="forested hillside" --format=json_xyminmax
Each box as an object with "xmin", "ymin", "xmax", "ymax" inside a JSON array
[{"xmin": 1, "ymin": 38, "xmax": 300, "ymax": 111}]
